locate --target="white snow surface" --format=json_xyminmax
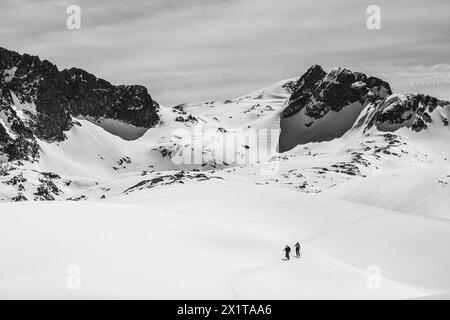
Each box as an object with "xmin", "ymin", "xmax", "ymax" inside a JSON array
[{"xmin": 1, "ymin": 79, "xmax": 450, "ymax": 299}]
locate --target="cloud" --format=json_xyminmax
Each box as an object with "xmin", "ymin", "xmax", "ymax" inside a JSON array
[
  {"xmin": 0, "ymin": 0, "xmax": 449, "ymax": 105},
  {"xmin": 361, "ymin": 65, "xmax": 450, "ymax": 101}
]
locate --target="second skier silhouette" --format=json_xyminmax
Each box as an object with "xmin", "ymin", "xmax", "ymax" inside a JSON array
[{"xmin": 283, "ymin": 242, "xmax": 301, "ymax": 261}]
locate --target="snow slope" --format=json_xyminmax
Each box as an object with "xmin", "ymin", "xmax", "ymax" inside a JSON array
[
  {"xmin": 279, "ymin": 101, "xmax": 366, "ymax": 151},
  {"xmin": 1, "ymin": 180, "xmax": 448, "ymax": 299},
  {"xmin": 1, "ymin": 76, "xmax": 450, "ymax": 299},
  {"xmin": 325, "ymin": 165, "xmax": 450, "ymax": 220}
]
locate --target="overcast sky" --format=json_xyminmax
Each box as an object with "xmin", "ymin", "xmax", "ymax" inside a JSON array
[{"xmin": 1, "ymin": 0, "xmax": 449, "ymax": 105}]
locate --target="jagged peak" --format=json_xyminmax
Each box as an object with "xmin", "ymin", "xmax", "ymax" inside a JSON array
[
  {"xmin": 0, "ymin": 46, "xmax": 160, "ymax": 162},
  {"xmin": 282, "ymin": 65, "xmax": 391, "ymax": 119},
  {"xmin": 279, "ymin": 65, "xmax": 393, "ymax": 152}
]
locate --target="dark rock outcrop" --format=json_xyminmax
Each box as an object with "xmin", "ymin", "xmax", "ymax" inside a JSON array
[
  {"xmin": 0, "ymin": 47, "xmax": 159, "ymax": 162},
  {"xmin": 62, "ymin": 68, "xmax": 159, "ymax": 128},
  {"xmin": 282, "ymin": 65, "xmax": 326, "ymax": 118},
  {"xmin": 282, "ymin": 65, "xmax": 392, "ymax": 120},
  {"xmin": 279, "ymin": 65, "xmax": 392, "ymax": 152},
  {"xmin": 279, "ymin": 65, "xmax": 450, "ymax": 153},
  {"xmin": 358, "ymin": 93, "xmax": 450, "ymax": 132}
]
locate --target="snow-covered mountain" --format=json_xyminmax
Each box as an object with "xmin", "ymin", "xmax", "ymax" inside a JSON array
[
  {"xmin": 279, "ymin": 65, "xmax": 448, "ymax": 152},
  {"xmin": 0, "ymin": 47, "xmax": 159, "ymax": 162},
  {"xmin": 279, "ymin": 65, "xmax": 390, "ymax": 151},
  {"xmin": 1, "ymin": 48, "xmax": 450, "ymax": 299}
]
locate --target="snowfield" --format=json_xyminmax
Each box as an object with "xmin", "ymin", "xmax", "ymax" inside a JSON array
[
  {"xmin": 1, "ymin": 180, "xmax": 449, "ymax": 299},
  {"xmin": 1, "ymin": 79, "xmax": 450, "ymax": 299}
]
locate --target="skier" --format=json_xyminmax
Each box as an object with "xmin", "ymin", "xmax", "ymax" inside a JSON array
[
  {"xmin": 295, "ymin": 242, "xmax": 301, "ymax": 258},
  {"xmin": 284, "ymin": 245, "xmax": 291, "ymax": 260}
]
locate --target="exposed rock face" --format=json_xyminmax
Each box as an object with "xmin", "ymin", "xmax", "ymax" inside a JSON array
[
  {"xmin": 279, "ymin": 65, "xmax": 392, "ymax": 152},
  {"xmin": 282, "ymin": 65, "xmax": 392, "ymax": 120},
  {"xmin": 0, "ymin": 47, "xmax": 159, "ymax": 162},
  {"xmin": 62, "ymin": 68, "xmax": 159, "ymax": 128},
  {"xmin": 357, "ymin": 93, "xmax": 450, "ymax": 132},
  {"xmin": 279, "ymin": 65, "xmax": 450, "ymax": 153},
  {"xmin": 281, "ymin": 65, "xmax": 326, "ymax": 119},
  {"xmin": 1, "ymin": 48, "xmax": 73, "ymax": 141}
]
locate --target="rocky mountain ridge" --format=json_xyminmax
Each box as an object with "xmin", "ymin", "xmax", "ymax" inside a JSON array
[
  {"xmin": 279, "ymin": 64, "xmax": 449, "ymax": 152},
  {"xmin": 0, "ymin": 47, "xmax": 159, "ymax": 161},
  {"xmin": 282, "ymin": 64, "xmax": 392, "ymax": 120}
]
